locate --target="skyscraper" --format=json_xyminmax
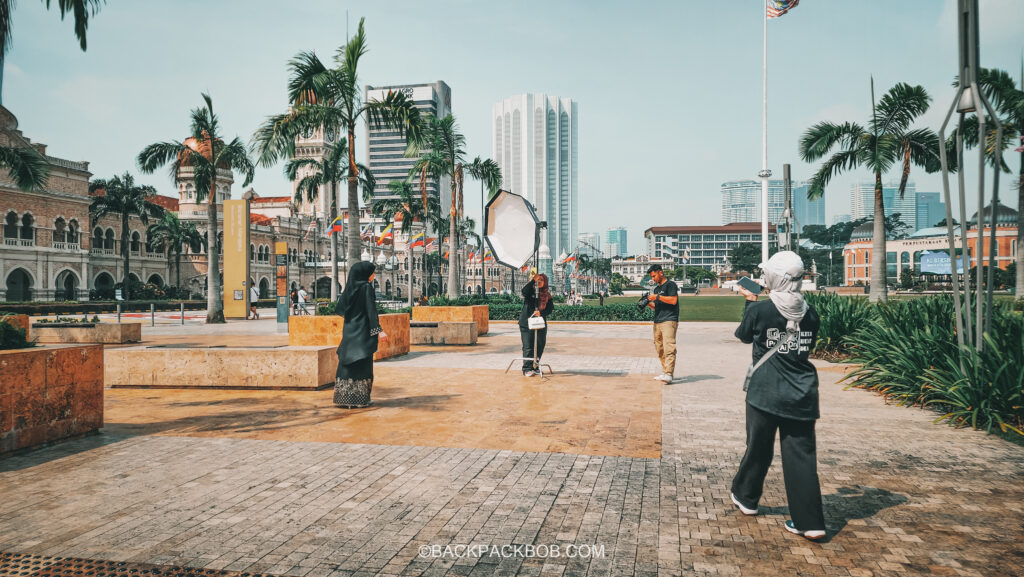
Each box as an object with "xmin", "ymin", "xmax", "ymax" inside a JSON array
[
  {"xmin": 915, "ymin": 192, "xmax": 945, "ymax": 230},
  {"xmin": 493, "ymin": 94, "xmax": 579, "ymax": 273},
  {"xmin": 850, "ymin": 181, "xmax": 916, "ymax": 230},
  {"xmin": 365, "ymin": 81, "xmax": 452, "ymax": 208},
  {"xmin": 577, "ymin": 232, "xmax": 601, "ymax": 258},
  {"xmin": 605, "ymin": 227, "xmax": 627, "ymax": 258},
  {"xmin": 720, "ymin": 179, "xmax": 824, "ymax": 231}
]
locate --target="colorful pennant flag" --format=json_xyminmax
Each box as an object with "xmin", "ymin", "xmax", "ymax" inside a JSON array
[
  {"xmin": 376, "ymin": 223, "xmax": 394, "ymax": 246},
  {"xmin": 326, "ymin": 215, "xmax": 344, "ymax": 237},
  {"xmin": 409, "ymin": 232, "xmax": 425, "ymax": 249}
]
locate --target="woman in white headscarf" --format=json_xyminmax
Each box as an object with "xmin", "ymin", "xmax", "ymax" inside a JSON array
[{"xmin": 729, "ymin": 251, "xmax": 826, "ymax": 541}]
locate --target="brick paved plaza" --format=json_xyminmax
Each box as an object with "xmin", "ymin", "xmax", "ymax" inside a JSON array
[{"xmin": 2, "ymin": 320, "xmax": 1023, "ymax": 576}]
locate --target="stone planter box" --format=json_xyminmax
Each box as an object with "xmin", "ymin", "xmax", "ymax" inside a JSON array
[
  {"xmin": 410, "ymin": 321, "xmax": 478, "ymax": 345},
  {"xmin": 412, "ymin": 305, "xmax": 488, "ymax": 335},
  {"xmin": 1, "ymin": 314, "xmax": 30, "ymax": 340},
  {"xmin": 288, "ymin": 313, "xmax": 410, "ymax": 360},
  {"xmin": 106, "ymin": 345, "xmax": 337, "ymax": 390},
  {"xmin": 31, "ymin": 322, "xmax": 142, "ymax": 344},
  {"xmin": 0, "ymin": 344, "xmax": 104, "ymax": 455}
]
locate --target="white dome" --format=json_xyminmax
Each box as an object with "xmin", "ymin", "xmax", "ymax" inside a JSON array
[{"xmin": 539, "ymin": 243, "xmax": 551, "ymax": 260}]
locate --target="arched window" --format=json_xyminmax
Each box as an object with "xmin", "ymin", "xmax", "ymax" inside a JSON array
[
  {"xmin": 186, "ymin": 183, "xmax": 194, "ymax": 201},
  {"xmin": 130, "ymin": 231, "xmax": 142, "ymax": 253},
  {"xmin": 4, "ymin": 212, "xmax": 18, "ymax": 239},
  {"xmin": 67, "ymin": 219, "xmax": 79, "ymax": 245},
  {"xmin": 104, "ymin": 228, "xmax": 115, "ymax": 250},
  {"xmin": 53, "ymin": 218, "xmax": 67, "ymax": 245},
  {"xmin": 93, "ymin": 227, "xmax": 103, "ymax": 250},
  {"xmin": 250, "ymin": 244, "xmax": 255, "ymax": 262},
  {"xmin": 20, "ymin": 213, "xmax": 34, "ymax": 241}
]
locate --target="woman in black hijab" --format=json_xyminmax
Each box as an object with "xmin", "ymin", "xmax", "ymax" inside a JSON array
[
  {"xmin": 333, "ymin": 261, "xmax": 385, "ymax": 408},
  {"xmin": 518, "ymin": 272, "xmax": 554, "ymax": 376}
]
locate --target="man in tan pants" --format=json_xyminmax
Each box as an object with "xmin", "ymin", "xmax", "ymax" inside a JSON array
[{"xmin": 646, "ymin": 264, "xmax": 679, "ymax": 383}]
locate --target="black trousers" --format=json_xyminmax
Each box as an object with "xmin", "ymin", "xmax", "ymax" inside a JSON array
[
  {"xmin": 520, "ymin": 326, "xmax": 548, "ymax": 372},
  {"xmin": 731, "ymin": 403, "xmax": 825, "ymax": 531}
]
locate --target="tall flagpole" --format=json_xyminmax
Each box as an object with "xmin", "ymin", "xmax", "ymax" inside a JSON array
[{"xmin": 760, "ymin": 0, "xmax": 771, "ymax": 265}]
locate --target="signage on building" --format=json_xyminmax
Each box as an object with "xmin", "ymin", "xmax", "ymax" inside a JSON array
[{"xmin": 919, "ymin": 251, "xmax": 964, "ymax": 275}]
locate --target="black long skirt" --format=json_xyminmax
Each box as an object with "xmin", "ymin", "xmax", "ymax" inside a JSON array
[{"xmin": 334, "ymin": 356, "xmax": 374, "ymax": 408}]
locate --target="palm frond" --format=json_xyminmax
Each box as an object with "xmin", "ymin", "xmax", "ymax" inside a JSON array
[
  {"xmin": 807, "ymin": 149, "xmax": 859, "ymax": 200},
  {"xmin": 799, "ymin": 121, "xmax": 864, "ymax": 162},
  {"xmin": 0, "ymin": 144, "xmax": 51, "ymax": 191},
  {"xmin": 872, "ymin": 83, "xmax": 931, "ymax": 137},
  {"xmin": 217, "ymin": 137, "xmax": 255, "ymax": 187},
  {"xmin": 286, "ymin": 51, "xmax": 329, "ymax": 105},
  {"xmin": 363, "ymin": 89, "xmax": 423, "ymax": 143}
]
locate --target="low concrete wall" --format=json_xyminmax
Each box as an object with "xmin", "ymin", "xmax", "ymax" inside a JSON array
[
  {"xmin": 32, "ymin": 322, "xmax": 142, "ymax": 344},
  {"xmin": 106, "ymin": 346, "xmax": 337, "ymax": 390},
  {"xmin": 288, "ymin": 313, "xmax": 409, "ymax": 360},
  {"xmin": 411, "ymin": 321, "xmax": 478, "ymax": 345},
  {"xmin": 0, "ymin": 344, "xmax": 104, "ymax": 455},
  {"xmin": 412, "ymin": 305, "xmax": 488, "ymax": 335},
  {"xmin": 1, "ymin": 314, "xmax": 30, "ymax": 340}
]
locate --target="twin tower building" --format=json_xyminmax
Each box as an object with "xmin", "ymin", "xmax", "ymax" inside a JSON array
[{"xmin": 361, "ymin": 82, "xmax": 580, "ymax": 277}]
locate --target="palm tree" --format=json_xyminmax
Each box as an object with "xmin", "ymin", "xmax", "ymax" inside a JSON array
[
  {"xmin": 89, "ymin": 173, "xmax": 162, "ymax": 300},
  {"xmin": 251, "ymin": 18, "xmax": 421, "ymax": 270},
  {"xmin": 410, "ymin": 114, "xmax": 466, "ymax": 298},
  {"xmin": 800, "ymin": 80, "xmax": 943, "ymax": 302},
  {"xmin": 0, "ymin": 144, "xmax": 49, "ymax": 191},
  {"xmin": 0, "ymin": 0, "xmax": 103, "ymax": 103},
  {"xmin": 285, "ymin": 139, "xmax": 374, "ymax": 299},
  {"xmin": 373, "ymin": 179, "xmax": 438, "ymax": 305},
  {"xmin": 465, "ymin": 156, "xmax": 501, "ymax": 295},
  {"xmin": 137, "ymin": 93, "xmax": 255, "ymax": 323},
  {"xmin": 953, "ymin": 67, "xmax": 1024, "ymax": 299},
  {"xmin": 147, "ymin": 211, "xmax": 204, "ymax": 291}
]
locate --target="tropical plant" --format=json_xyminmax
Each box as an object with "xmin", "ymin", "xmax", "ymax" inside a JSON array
[
  {"xmin": 952, "ymin": 67, "xmax": 1024, "ymax": 300},
  {"xmin": 147, "ymin": 211, "xmax": 204, "ymax": 289},
  {"xmin": 251, "ymin": 17, "xmax": 422, "ymax": 271},
  {"xmin": 803, "ymin": 292, "xmax": 874, "ymax": 360},
  {"xmin": 285, "ymin": 138, "xmax": 374, "ymax": 299},
  {"xmin": 0, "ymin": 144, "xmax": 49, "ymax": 191},
  {"xmin": 409, "ymin": 114, "xmax": 467, "ymax": 298},
  {"xmin": 89, "ymin": 173, "xmax": 163, "ymax": 300},
  {"xmin": 800, "ymin": 80, "xmax": 944, "ymax": 302},
  {"xmin": 465, "ymin": 156, "xmax": 501, "ymax": 295},
  {"xmin": 0, "ymin": 0, "xmax": 103, "ymax": 103},
  {"xmin": 137, "ymin": 93, "xmax": 255, "ymax": 323}
]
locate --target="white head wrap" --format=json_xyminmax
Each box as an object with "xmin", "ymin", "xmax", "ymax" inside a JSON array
[{"xmin": 761, "ymin": 251, "xmax": 808, "ymax": 333}]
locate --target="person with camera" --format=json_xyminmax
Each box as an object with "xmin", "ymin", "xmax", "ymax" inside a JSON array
[
  {"xmin": 730, "ymin": 251, "xmax": 826, "ymax": 541},
  {"xmin": 645, "ymin": 264, "xmax": 678, "ymax": 384},
  {"xmin": 519, "ymin": 270, "xmax": 554, "ymax": 377}
]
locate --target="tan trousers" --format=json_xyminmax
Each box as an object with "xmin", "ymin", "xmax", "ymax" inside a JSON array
[{"xmin": 653, "ymin": 321, "xmax": 678, "ymax": 376}]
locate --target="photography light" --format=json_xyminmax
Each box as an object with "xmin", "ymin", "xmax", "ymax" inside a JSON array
[{"xmin": 483, "ymin": 189, "xmax": 541, "ymax": 269}]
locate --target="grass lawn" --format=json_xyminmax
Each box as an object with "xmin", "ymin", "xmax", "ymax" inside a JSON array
[{"xmin": 582, "ymin": 295, "xmax": 750, "ymax": 322}]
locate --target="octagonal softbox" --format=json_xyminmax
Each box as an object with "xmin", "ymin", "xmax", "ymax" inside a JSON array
[{"xmin": 483, "ymin": 190, "xmax": 540, "ymax": 269}]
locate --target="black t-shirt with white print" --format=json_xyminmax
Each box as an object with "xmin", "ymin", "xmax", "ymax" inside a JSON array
[{"xmin": 734, "ymin": 299, "xmax": 820, "ymax": 421}]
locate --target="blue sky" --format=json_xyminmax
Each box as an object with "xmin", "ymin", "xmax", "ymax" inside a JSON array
[{"xmin": 5, "ymin": 0, "xmax": 1023, "ymax": 253}]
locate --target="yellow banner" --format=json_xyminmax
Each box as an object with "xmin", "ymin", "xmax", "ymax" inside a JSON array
[{"xmin": 222, "ymin": 199, "xmax": 250, "ymax": 319}]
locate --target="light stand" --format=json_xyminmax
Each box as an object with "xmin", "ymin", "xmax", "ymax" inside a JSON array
[{"xmin": 937, "ymin": 0, "xmax": 1004, "ymax": 352}]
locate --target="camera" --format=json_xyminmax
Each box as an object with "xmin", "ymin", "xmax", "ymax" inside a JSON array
[{"xmin": 636, "ymin": 291, "xmax": 651, "ymax": 312}]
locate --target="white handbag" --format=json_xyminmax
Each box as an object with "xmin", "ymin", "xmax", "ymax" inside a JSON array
[{"xmin": 527, "ymin": 316, "xmax": 546, "ymax": 330}]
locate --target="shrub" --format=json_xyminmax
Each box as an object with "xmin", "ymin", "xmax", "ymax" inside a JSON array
[
  {"xmin": 0, "ymin": 315, "xmax": 32, "ymax": 350},
  {"xmin": 844, "ymin": 296, "xmax": 1024, "ymax": 437},
  {"xmin": 804, "ymin": 292, "xmax": 873, "ymax": 360},
  {"xmin": 487, "ymin": 302, "xmax": 651, "ymax": 322}
]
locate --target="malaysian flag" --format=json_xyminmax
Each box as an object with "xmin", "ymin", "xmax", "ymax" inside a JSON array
[
  {"xmin": 302, "ymin": 218, "xmax": 318, "ymax": 241},
  {"xmin": 766, "ymin": 0, "xmax": 799, "ymax": 18}
]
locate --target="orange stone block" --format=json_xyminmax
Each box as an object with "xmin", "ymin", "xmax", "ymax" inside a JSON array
[
  {"xmin": 288, "ymin": 314, "xmax": 410, "ymax": 360},
  {"xmin": 411, "ymin": 305, "xmax": 488, "ymax": 335}
]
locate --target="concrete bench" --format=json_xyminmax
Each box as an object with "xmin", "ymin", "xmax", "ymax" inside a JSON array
[
  {"xmin": 410, "ymin": 321, "xmax": 478, "ymax": 345},
  {"xmin": 105, "ymin": 345, "xmax": 336, "ymax": 390}
]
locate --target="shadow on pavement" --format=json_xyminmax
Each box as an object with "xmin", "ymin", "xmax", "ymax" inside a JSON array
[
  {"xmin": 759, "ymin": 485, "xmax": 908, "ymax": 542},
  {"xmin": 0, "ymin": 432, "xmax": 131, "ymax": 472}
]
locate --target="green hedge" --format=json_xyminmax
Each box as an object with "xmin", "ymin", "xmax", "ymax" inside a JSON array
[
  {"xmin": 488, "ymin": 302, "xmax": 653, "ymax": 322},
  {"xmin": 0, "ymin": 301, "xmax": 207, "ymax": 316},
  {"xmin": 0, "ymin": 314, "xmax": 32, "ymax": 350}
]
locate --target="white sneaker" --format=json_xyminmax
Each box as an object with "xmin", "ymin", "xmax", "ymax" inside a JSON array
[
  {"xmin": 784, "ymin": 520, "xmax": 825, "ymax": 540},
  {"xmin": 655, "ymin": 374, "xmax": 673, "ymax": 383},
  {"xmin": 731, "ymin": 493, "xmax": 758, "ymax": 516}
]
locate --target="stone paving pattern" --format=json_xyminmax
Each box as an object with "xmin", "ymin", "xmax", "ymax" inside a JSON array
[{"xmin": 1, "ymin": 320, "xmax": 1023, "ymax": 576}]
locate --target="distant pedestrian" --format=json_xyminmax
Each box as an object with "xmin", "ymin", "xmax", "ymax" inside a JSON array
[
  {"xmin": 599, "ymin": 293, "xmax": 605, "ymax": 306},
  {"xmin": 297, "ymin": 285, "xmax": 310, "ymax": 315},
  {"xmin": 334, "ymin": 262, "xmax": 386, "ymax": 408},
  {"xmin": 290, "ymin": 287, "xmax": 299, "ymax": 315},
  {"xmin": 249, "ymin": 285, "xmax": 259, "ymax": 320},
  {"xmin": 645, "ymin": 264, "xmax": 678, "ymax": 384},
  {"xmin": 730, "ymin": 251, "xmax": 825, "ymax": 541}
]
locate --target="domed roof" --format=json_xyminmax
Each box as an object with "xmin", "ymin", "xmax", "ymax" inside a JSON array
[
  {"xmin": 968, "ymin": 200, "xmax": 1018, "ymax": 228},
  {"xmin": 178, "ymin": 135, "xmax": 231, "ymax": 169},
  {"xmin": 850, "ymin": 220, "xmax": 875, "ymax": 241}
]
